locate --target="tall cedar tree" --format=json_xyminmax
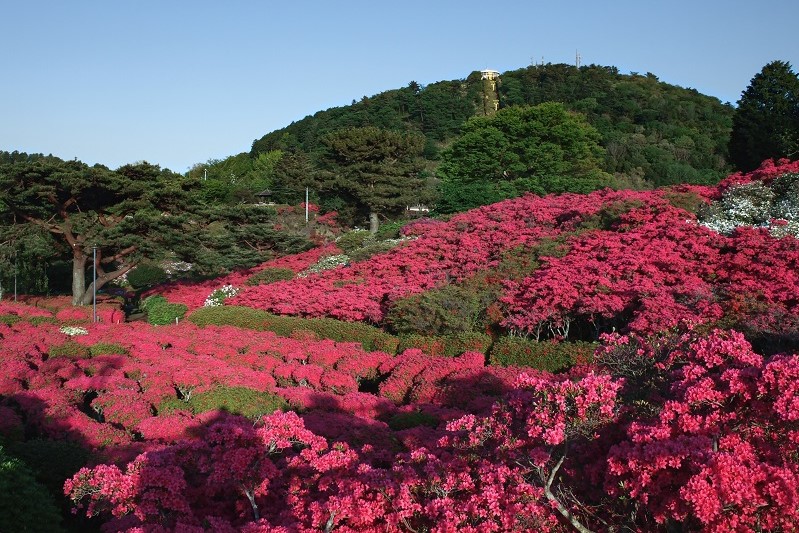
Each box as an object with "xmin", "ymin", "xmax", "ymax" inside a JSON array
[
  {"xmin": 729, "ymin": 60, "xmax": 799, "ymax": 171},
  {"xmin": 317, "ymin": 126, "xmax": 426, "ymax": 233}
]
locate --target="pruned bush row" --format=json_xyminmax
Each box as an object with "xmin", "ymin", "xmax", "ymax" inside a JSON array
[
  {"xmin": 188, "ymin": 306, "xmax": 399, "ymax": 353},
  {"xmin": 488, "ymin": 337, "xmax": 597, "ymax": 372}
]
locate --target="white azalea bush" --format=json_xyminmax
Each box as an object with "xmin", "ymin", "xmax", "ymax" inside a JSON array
[
  {"xmin": 699, "ymin": 173, "xmax": 799, "ymax": 238},
  {"xmin": 204, "ymin": 284, "xmax": 240, "ymax": 307},
  {"xmin": 298, "ymin": 254, "xmax": 350, "ymax": 278},
  {"xmin": 60, "ymin": 326, "xmax": 88, "ymax": 336}
]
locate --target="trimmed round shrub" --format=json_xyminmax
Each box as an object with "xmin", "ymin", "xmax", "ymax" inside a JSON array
[
  {"xmin": 348, "ymin": 240, "xmax": 400, "ymax": 263},
  {"xmin": 245, "ymin": 267, "xmax": 295, "ymax": 286},
  {"xmin": 48, "ymin": 341, "xmax": 91, "ymax": 359},
  {"xmin": 146, "ymin": 298, "xmax": 188, "ymax": 325},
  {"xmin": 488, "ymin": 338, "xmax": 596, "ymax": 372},
  {"xmin": 159, "ymin": 386, "xmax": 288, "ymax": 420},
  {"xmin": 127, "ymin": 262, "xmax": 168, "ymax": 290},
  {"xmin": 0, "ymin": 314, "xmax": 21, "ymax": 325},
  {"xmin": 189, "ymin": 305, "xmax": 271, "ymax": 330},
  {"xmin": 336, "ymin": 230, "xmax": 373, "ymax": 254},
  {"xmin": 141, "ymin": 294, "xmax": 167, "ymax": 313},
  {"xmin": 88, "ymin": 342, "xmax": 128, "ymax": 356},
  {"xmin": 374, "ymin": 220, "xmax": 407, "ymax": 241},
  {"xmin": 387, "ymin": 284, "xmax": 495, "ymax": 336}
]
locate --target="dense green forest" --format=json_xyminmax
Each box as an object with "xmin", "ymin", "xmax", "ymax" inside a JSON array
[{"xmin": 192, "ymin": 63, "xmax": 734, "ymax": 223}]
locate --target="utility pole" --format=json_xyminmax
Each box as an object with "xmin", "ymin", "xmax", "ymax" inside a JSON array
[
  {"xmin": 305, "ymin": 187, "xmax": 309, "ymax": 224},
  {"xmin": 92, "ymin": 245, "xmax": 97, "ymax": 323}
]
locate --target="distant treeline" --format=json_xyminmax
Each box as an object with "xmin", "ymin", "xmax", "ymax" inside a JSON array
[{"xmin": 249, "ymin": 63, "xmax": 733, "ymax": 188}]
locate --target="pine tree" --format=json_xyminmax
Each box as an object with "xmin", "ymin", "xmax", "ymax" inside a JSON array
[
  {"xmin": 316, "ymin": 127, "xmax": 427, "ymax": 233},
  {"xmin": 729, "ymin": 60, "xmax": 799, "ymax": 171}
]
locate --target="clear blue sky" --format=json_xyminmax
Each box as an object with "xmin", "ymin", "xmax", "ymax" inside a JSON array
[{"xmin": 1, "ymin": 0, "xmax": 797, "ymax": 173}]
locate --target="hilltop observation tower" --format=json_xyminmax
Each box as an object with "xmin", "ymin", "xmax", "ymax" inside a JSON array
[{"xmin": 480, "ymin": 69, "xmax": 500, "ymax": 115}]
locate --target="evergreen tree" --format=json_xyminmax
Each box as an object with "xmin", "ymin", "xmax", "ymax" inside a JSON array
[
  {"xmin": 0, "ymin": 152, "xmax": 314, "ymax": 304},
  {"xmin": 729, "ymin": 60, "xmax": 799, "ymax": 171},
  {"xmin": 316, "ymin": 127, "xmax": 427, "ymax": 233}
]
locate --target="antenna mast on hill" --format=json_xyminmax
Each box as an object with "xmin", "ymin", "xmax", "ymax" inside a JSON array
[{"xmin": 576, "ymin": 50, "xmax": 581, "ymax": 68}]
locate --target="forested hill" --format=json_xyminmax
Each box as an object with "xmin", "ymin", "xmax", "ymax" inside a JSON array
[{"xmin": 250, "ymin": 63, "xmax": 734, "ymax": 188}]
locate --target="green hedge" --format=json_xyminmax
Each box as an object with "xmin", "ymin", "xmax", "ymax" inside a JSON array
[
  {"xmin": 158, "ymin": 385, "xmax": 288, "ymax": 420},
  {"xmin": 488, "ymin": 338, "xmax": 596, "ymax": 372},
  {"xmin": 48, "ymin": 341, "xmax": 91, "ymax": 359},
  {"xmin": 127, "ymin": 262, "xmax": 168, "ymax": 289},
  {"xmin": 0, "ymin": 314, "xmax": 21, "ymax": 325},
  {"xmin": 397, "ymin": 332, "xmax": 492, "ymax": 357},
  {"xmin": 188, "ymin": 306, "xmax": 399, "ymax": 353},
  {"xmin": 143, "ymin": 295, "xmax": 187, "ymax": 325},
  {"xmin": 245, "ymin": 267, "xmax": 295, "ymax": 286},
  {"xmin": 88, "ymin": 342, "xmax": 128, "ymax": 356}
]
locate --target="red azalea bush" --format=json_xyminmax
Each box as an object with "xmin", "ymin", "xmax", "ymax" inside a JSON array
[
  {"xmin": 601, "ymin": 329, "xmax": 799, "ymax": 531},
  {"xmin": 152, "ymin": 244, "xmax": 341, "ymax": 311},
  {"xmin": 2, "ymin": 159, "xmax": 799, "ymax": 531}
]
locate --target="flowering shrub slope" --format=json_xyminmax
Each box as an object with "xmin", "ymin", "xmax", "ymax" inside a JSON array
[{"xmin": 1, "ymin": 160, "xmax": 798, "ymax": 531}]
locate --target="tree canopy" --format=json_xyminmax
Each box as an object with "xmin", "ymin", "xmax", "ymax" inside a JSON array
[
  {"xmin": 436, "ymin": 103, "xmax": 615, "ymax": 213},
  {"xmin": 250, "ymin": 63, "xmax": 734, "ymax": 202},
  {"xmin": 0, "ymin": 155, "xmax": 196, "ymax": 304},
  {"xmin": 729, "ymin": 60, "xmax": 799, "ymax": 171},
  {"xmin": 0, "ymin": 152, "xmax": 312, "ymax": 306},
  {"xmin": 315, "ymin": 126, "xmax": 428, "ymax": 232}
]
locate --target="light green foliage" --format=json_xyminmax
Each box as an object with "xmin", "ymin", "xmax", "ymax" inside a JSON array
[
  {"xmin": 245, "ymin": 267, "xmax": 295, "ymax": 286},
  {"xmin": 188, "ymin": 151, "xmax": 283, "ymax": 204},
  {"xmin": 397, "ymin": 332, "xmax": 492, "ymax": 357},
  {"xmin": 436, "ymin": 103, "xmax": 615, "ymax": 213},
  {"xmin": 347, "ymin": 239, "xmax": 402, "ymax": 263},
  {"xmin": 88, "ymin": 343, "xmax": 128, "ymax": 356},
  {"xmin": 188, "ymin": 306, "xmax": 399, "ymax": 353},
  {"xmin": 336, "ymin": 230, "xmax": 373, "ymax": 254},
  {"xmin": 387, "ymin": 284, "xmax": 497, "ymax": 337},
  {"xmin": 141, "ymin": 294, "xmax": 167, "ymax": 313},
  {"xmin": 336, "ymin": 229, "xmax": 409, "ymax": 262},
  {"xmin": 48, "ymin": 341, "xmax": 92, "ymax": 359},
  {"xmin": 143, "ymin": 295, "xmax": 187, "ymax": 325},
  {"xmin": 158, "ymin": 386, "xmax": 288, "ymax": 420},
  {"xmin": 488, "ymin": 338, "xmax": 597, "ymax": 372}
]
